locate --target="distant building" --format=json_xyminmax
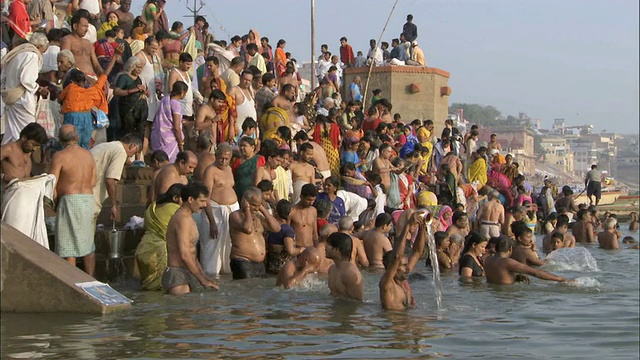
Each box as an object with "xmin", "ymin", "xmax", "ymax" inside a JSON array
[{"xmin": 540, "ymin": 136, "xmax": 575, "ymax": 174}]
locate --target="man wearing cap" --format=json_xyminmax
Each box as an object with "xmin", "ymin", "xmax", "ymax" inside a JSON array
[{"xmin": 407, "ymin": 41, "xmax": 425, "ymax": 66}]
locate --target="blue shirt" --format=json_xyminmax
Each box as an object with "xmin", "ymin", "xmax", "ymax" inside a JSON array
[
  {"xmin": 389, "ymin": 46, "xmax": 408, "ymax": 62},
  {"xmin": 315, "ymin": 193, "xmax": 346, "ymax": 225},
  {"xmin": 341, "ymin": 150, "xmax": 359, "ymax": 165}
]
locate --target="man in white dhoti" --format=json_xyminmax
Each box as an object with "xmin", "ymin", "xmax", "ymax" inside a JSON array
[
  {"xmin": 201, "ymin": 143, "xmax": 239, "ymax": 277},
  {"xmin": 1, "ymin": 32, "xmax": 49, "ymax": 145},
  {"xmin": 1, "ymin": 123, "xmax": 53, "ymax": 248}
]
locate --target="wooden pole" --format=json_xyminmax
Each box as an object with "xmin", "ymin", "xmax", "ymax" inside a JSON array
[
  {"xmin": 311, "ymin": 0, "xmax": 316, "ymax": 91},
  {"xmin": 362, "ymin": 0, "xmax": 400, "ymax": 108}
]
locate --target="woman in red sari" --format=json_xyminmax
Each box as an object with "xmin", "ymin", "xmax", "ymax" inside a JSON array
[{"xmin": 313, "ymin": 115, "xmax": 341, "ymax": 178}]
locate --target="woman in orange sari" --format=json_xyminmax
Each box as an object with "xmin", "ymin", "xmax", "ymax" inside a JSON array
[{"xmin": 274, "ymin": 39, "xmax": 287, "ymax": 77}]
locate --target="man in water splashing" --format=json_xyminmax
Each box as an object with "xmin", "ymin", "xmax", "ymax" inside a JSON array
[
  {"xmin": 379, "ymin": 212, "xmax": 428, "ymax": 311},
  {"xmin": 484, "ymin": 236, "xmax": 571, "ymax": 285}
]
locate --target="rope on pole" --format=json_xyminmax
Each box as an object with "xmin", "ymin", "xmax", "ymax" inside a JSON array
[{"xmin": 362, "ymin": 0, "xmax": 401, "ymax": 108}]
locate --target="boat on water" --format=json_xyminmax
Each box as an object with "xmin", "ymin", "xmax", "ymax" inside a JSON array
[{"xmin": 574, "ymin": 190, "xmax": 627, "ymax": 206}]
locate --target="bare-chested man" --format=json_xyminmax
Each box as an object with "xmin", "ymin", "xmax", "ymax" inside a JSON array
[
  {"xmin": 253, "ymin": 150, "xmax": 281, "ymax": 186},
  {"xmin": 278, "ymin": 64, "xmax": 300, "ymax": 98},
  {"xmin": 276, "ymin": 247, "xmax": 322, "ymax": 289},
  {"xmin": 315, "ymin": 223, "xmax": 337, "ymax": 273},
  {"xmin": 195, "ymin": 89, "xmax": 228, "ymax": 144},
  {"xmin": 446, "ymin": 211, "xmax": 469, "ymax": 260},
  {"xmin": 289, "ymin": 143, "xmax": 316, "ymax": 204},
  {"xmin": 597, "ymin": 218, "xmax": 619, "ymax": 250},
  {"xmin": 150, "ymin": 151, "xmax": 197, "ymax": 202},
  {"xmin": 60, "ymin": 13, "xmax": 102, "ymax": 82},
  {"xmin": 510, "ymin": 223, "xmax": 545, "ymax": 267},
  {"xmin": 272, "ymin": 83, "xmax": 297, "ymax": 122},
  {"xmin": 503, "ymin": 206, "xmax": 525, "ymax": 238},
  {"xmin": 326, "ymin": 232, "xmax": 364, "ymax": 301},
  {"xmin": 229, "ymin": 187, "xmax": 281, "ymax": 279},
  {"xmin": 193, "ymin": 132, "xmax": 215, "ymax": 182},
  {"xmin": 338, "ymin": 216, "xmax": 369, "ymax": 268},
  {"xmin": 485, "ymin": 236, "xmax": 569, "ymax": 285},
  {"xmin": 542, "ymin": 216, "xmax": 575, "ymax": 254},
  {"xmin": 0, "ymin": 123, "xmax": 48, "ymax": 185},
  {"xmin": 372, "ymin": 144, "xmax": 398, "ymax": 194},
  {"xmin": 487, "ymin": 134, "xmax": 502, "ymax": 153},
  {"xmin": 293, "ymin": 131, "xmax": 331, "ymax": 180},
  {"xmin": 49, "ymin": 125, "xmax": 97, "ymax": 276},
  {"xmin": 201, "ymin": 143, "xmax": 239, "ymax": 276},
  {"xmin": 477, "ymin": 190, "xmax": 505, "ymax": 239},
  {"xmin": 359, "ymin": 213, "xmax": 394, "ymax": 269},
  {"xmin": 290, "ymin": 184, "xmax": 319, "ymax": 248},
  {"xmin": 572, "ymin": 209, "xmax": 595, "ymax": 243},
  {"xmin": 380, "ymin": 212, "xmax": 427, "ymax": 310},
  {"xmin": 163, "ymin": 182, "xmax": 219, "ymax": 295}
]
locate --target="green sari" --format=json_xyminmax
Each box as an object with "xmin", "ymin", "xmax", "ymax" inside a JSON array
[
  {"xmin": 234, "ymin": 155, "xmax": 261, "ymax": 199},
  {"xmin": 135, "ymin": 201, "xmax": 180, "ymax": 291}
]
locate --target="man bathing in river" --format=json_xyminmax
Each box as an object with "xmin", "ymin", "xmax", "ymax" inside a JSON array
[
  {"xmin": 163, "ymin": 182, "xmax": 218, "ymax": 295},
  {"xmin": 150, "ymin": 151, "xmax": 197, "ymax": 202},
  {"xmin": 380, "ymin": 212, "xmax": 427, "ymax": 311},
  {"xmin": 290, "ymin": 184, "xmax": 319, "ymax": 248},
  {"xmin": 484, "ymin": 236, "xmax": 571, "ymax": 285},
  {"xmin": 276, "ymin": 247, "xmax": 322, "ymax": 289},
  {"xmin": 326, "ymin": 232, "xmax": 363, "ymax": 301},
  {"xmin": 229, "ymin": 187, "xmax": 281, "ymax": 279}
]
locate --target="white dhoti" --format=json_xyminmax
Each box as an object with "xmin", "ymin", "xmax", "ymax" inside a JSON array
[
  {"xmin": 319, "ymin": 170, "xmax": 331, "ymax": 180},
  {"xmin": 1, "ymin": 174, "xmax": 57, "ymax": 249},
  {"xmin": 199, "ymin": 199, "xmax": 239, "ymax": 277},
  {"xmin": 1, "ymin": 49, "xmax": 40, "ymax": 145},
  {"xmin": 292, "ymin": 180, "xmax": 308, "ymax": 205}
]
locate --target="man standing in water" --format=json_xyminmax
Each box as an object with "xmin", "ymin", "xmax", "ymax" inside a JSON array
[
  {"xmin": 290, "ymin": 184, "xmax": 319, "ymax": 247},
  {"xmin": 229, "ymin": 187, "xmax": 281, "ymax": 279},
  {"xmin": 326, "ymin": 232, "xmax": 363, "ymax": 301},
  {"xmin": 150, "ymin": 151, "xmax": 197, "ymax": 202},
  {"xmin": 289, "ymin": 142, "xmax": 316, "ymax": 204},
  {"xmin": 359, "ymin": 213, "xmax": 394, "ymax": 269},
  {"xmin": 201, "ymin": 143, "xmax": 239, "ymax": 277},
  {"xmin": 50, "ymin": 125, "xmax": 97, "ymax": 277},
  {"xmin": 477, "ymin": 190, "xmax": 504, "ymax": 239},
  {"xmin": 484, "ymin": 236, "xmax": 570, "ymax": 285},
  {"xmin": 379, "ymin": 213, "xmax": 427, "ymax": 310},
  {"xmin": 163, "ymin": 182, "xmax": 219, "ymax": 295}
]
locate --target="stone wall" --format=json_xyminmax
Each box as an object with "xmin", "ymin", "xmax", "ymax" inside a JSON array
[{"xmin": 343, "ymin": 66, "xmax": 451, "ymax": 135}]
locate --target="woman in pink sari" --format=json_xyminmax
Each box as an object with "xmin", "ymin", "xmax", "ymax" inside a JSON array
[
  {"xmin": 150, "ymin": 81, "xmax": 188, "ymax": 162},
  {"xmin": 438, "ymin": 205, "xmax": 453, "ymax": 232}
]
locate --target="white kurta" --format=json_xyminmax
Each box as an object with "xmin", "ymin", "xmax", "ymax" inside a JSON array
[{"xmin": 1, "ymin": 52, "xmax": 40, "ymax": 144}]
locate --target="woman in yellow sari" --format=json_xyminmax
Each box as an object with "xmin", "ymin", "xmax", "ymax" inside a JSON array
[
  {"xmin": 260, "ymin": 106, "xmax": 288, "ymax": 140},
  {"xmin": 467, "ymin": 151, "xmax": 488, "ymax": 187},
  {"xmin": 135, "ymin": 183, "xmax": 185, "ymax": 291}
]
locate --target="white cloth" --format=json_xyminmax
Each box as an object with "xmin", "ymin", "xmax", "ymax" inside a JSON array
[
  {"xmin": 235, "ymin": 88, "xmax": 256, "ymax": 135},
  {"xmin": 366, "ymin": 47, "xmax": 383, "ymax": 66},
  {"xmin": 173, "ymin": 69, "xmax": 194, "ymax": 117},
  {"xmin": 374, "ymin": 184, "xmax": 387, "ymax": 216},
  {"xmin": 82, "ymin": 24, "xmax": 97, "ymax": 44},
  {"xmin": 337, "ymin": 190, "xmax": 368, "ymax": 222},
  {"xmin": 292, "ymin": 180, "xmax": 307, "ymax": 205},
  {"xmin": 1, "ymin": 51, "xmax": 41, "ymax": 145},
  {"xmin": 2, "ymin": 174, "xmax": 57, "ymax": 249},
  {"xmin": 199, "ymin": 200, "xmax": 239, "ymax": 277},
  {"xmin": 79, "ymin": 0, "xmax": 100, "ymax": 15},
  {"xmin": 41, "ymin": 44, "xmax": 60, "ymax": 73},
  {"xmin": 90, "ymin": 141, "xmax": 128, "ymax": 214},
  {"xmin": 316, "ymin": 58, "xmax": 331, "ymax": 80},
  {"xmin": 140, "ymin": 53, "xmax": 160, "ymax": 122}
]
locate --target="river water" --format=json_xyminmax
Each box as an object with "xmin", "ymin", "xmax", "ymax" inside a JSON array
[{"xmin": 2, "ymin": 232, "xmax": 639, "ymax": 359}]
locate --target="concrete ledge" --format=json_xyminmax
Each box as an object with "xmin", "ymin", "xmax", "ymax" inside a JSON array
[
  {"xmin": 345, "ymin": 65, "xmax": 451, "ymax": 78},
  {"xmin": 1, "ymin": 224, "xmax": 131, "ymax": 314}
]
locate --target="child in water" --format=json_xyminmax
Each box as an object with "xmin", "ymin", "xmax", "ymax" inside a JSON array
[{"xmin": 551, "ymin": 232, "xmax": 564, "ymax": 251}]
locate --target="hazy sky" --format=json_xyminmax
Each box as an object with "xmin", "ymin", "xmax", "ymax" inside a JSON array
[{"xmin": 133, "ymin": 0, "xmax": 639, "ymax": 133}]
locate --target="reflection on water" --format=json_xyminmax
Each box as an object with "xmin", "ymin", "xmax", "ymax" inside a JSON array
[{"xmin": 2, "ymin": 232, "xmax": 639, "ymax": 358}]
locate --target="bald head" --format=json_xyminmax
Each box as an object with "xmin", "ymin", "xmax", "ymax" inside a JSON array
[
  {"xmin": 297, "ymin": 247, "xmax": 321, "ymax": 268},
  {"xmin": 59, "ymin": 124, "xmax": 79, "ymax": 143}
]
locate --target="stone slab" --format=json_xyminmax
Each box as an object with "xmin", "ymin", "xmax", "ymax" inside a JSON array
[{"xmin": 1, "ymin": 224, "xmax": 131, "ymax": 314}]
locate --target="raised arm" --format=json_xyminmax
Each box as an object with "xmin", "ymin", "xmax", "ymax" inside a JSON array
[{"xmin": 407, "ymin": 219, "xmax": 428, "ymax": 272}]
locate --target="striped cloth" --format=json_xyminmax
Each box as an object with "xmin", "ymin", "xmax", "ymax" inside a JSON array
[{"xmin": 55, "ymin": 194, "xmax": 95, "ymax": 258}]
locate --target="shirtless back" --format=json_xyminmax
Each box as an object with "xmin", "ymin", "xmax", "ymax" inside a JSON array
[
  {"xmin": 597, "ymin": 218, "xmax": 619, "ymax": 250},
  {"xmin": 165, "ymin": 183, "xmax": 218, "ymax": 294},
  {"xmin": 0, "ymin": 123, "xmax": 48, "ymax": 184},
  {"xmin": 308, "ymin": 141, "xmax": 330, "ymax": 173},
  {"xmin": 572, "ymin": 209, "xmax": 595, "ymax": 243},
  {"xmin": 337, "ymin": 216, "xmax": 369, "ymax": 267},
  {"xmin": 361, "ymin": 213, "xmax": 394, "ymax": 269},
  {"xmin": 290, "ymin": 184, "xmax": 318, "ymax": 247},
  {"xmin": 49, "ymin": 125, "xmax": 96, "ymax": 197},
  {"xmin": 61, "ymin": 16, "xmax": 101, "ymax": 78},
  {"xmin": 326, "ymin": 232, "xmax": 364, "ymax": 301},
  {"xmin": 477, "ymin": 191, "xmax": 505, "ymax": 238},
  {"xmin": 193, "ymin": 133, "xmax": 215, "ymax": 181},
  {"xmin": 315, "ymin": 224, "xmax": 337, "ymax": 273}
]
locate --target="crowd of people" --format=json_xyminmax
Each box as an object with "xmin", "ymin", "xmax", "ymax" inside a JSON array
[{"xmin": 1, "ymin": 3, "xmax": 637, "ymax": 311}]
